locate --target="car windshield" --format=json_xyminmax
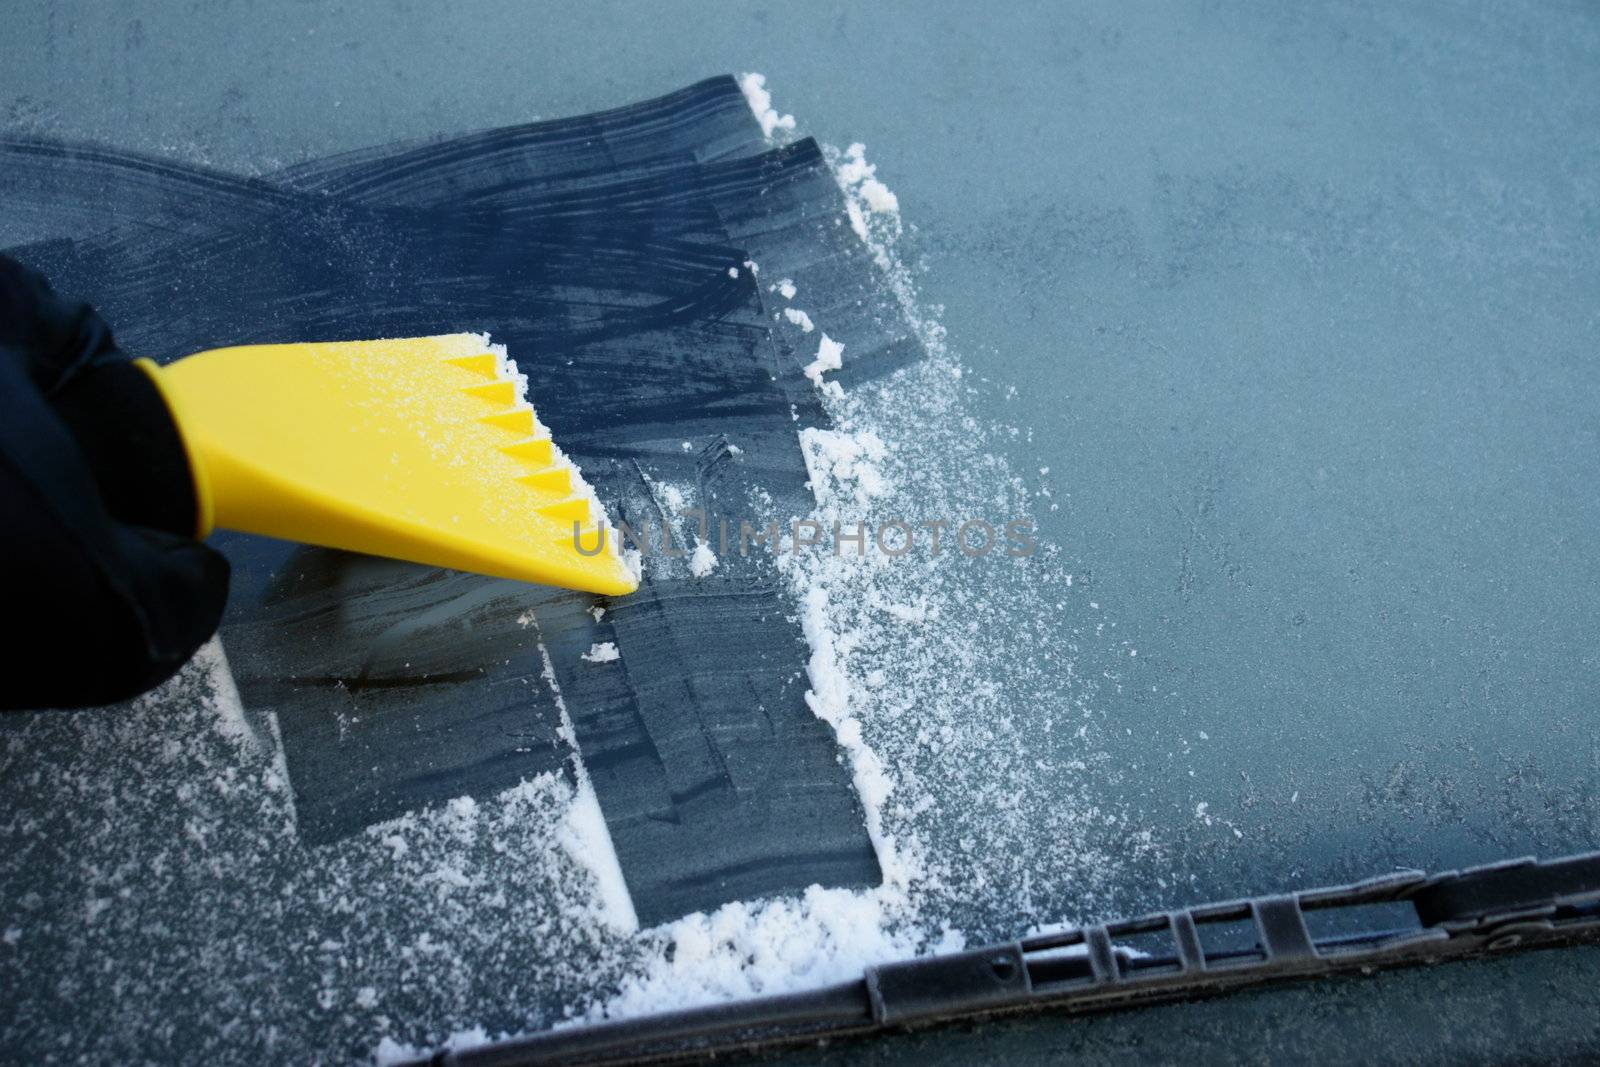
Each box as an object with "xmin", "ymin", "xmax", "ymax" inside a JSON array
[{"xmin": 2, "ymin": 4, "xmax": 1596, "ymax": 1063}]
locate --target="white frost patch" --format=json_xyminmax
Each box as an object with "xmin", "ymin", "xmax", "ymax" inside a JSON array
[
  {"xmin": 559, "ymin": 782, "xmax": 639, "ymax": 934},
  {"xmin": 374, "ymin": 1037, "xmax": 419, "ymax": 1066},
  {"xmin": 195, "ymin": 638, "xmax": 250, "ymax": 743},
  {"xmin": 776, "ymin": 279, "xmax": 797, "ymax": 300},
  {"xmin": 376, "ymin": 1026, "xmax": 493, "ymax": 1065},
  {"xmin": 688, "ymin": 539, "xmax": 719, "ymax": 578},
  {"xmin": 737, "ymin": 72, "xmax": 796, "ymax": 140},
  {"xmin": 861, "ymin": 182, "xmax": 898, "ymax": 213},
  {"xmin": 875, "ymin": 596, "xmax": 930, "ymax": 624},
  {"xmin": 581, "ymin": 642, "xmax": 620, "ymax": 664},
  {"xmin": 834, "ymin": 144, "xmax": 900, "ymax": 214},
  {"xmin": 622, "ymin": 546, "xmax": 644, "ymax": 585},
  {"xmin": 802, "ymin": 334, "xmax": 845, "ymax": 397},
  {"xmin": 799, "ymin": 427, "xmax": 888, "ymax": 503},
  {"xmin": 794, "ymin": 586, "xmax": 899, "ymax": 869},
  {"xmin": 783, "ymin": 307, "xmax": 815, "ymax": 333},
  {"xmin": 657, "ymin": 482, "xmax": 689, "ymax": 515},
  {"xmin": 535, "ymin": 640, "xmax": 638, "ymax": 935},
  {"xmin": 832, "ymin": 143, "xmax": 902, "ymax": 244},
  {"xmin": 585, "ymin": 886, "xmax": 961, "ymax": 1025}
]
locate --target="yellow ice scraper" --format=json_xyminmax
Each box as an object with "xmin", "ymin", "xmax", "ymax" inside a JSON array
[{"xmin": 134, "ymin": 333, "xmax": 638, "ymax": 596}]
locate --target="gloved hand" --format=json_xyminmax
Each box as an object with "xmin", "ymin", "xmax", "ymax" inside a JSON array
[{"xmin": 0, "ymin": 253, "xmax": 229, "ymax": 709}]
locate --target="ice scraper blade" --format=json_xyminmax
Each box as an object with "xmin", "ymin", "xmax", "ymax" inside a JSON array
[{"xmin": 136, "ymin": 334, "xmax": 638, "ymax": 597}]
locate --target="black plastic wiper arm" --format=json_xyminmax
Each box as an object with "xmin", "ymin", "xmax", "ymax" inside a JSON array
[{"xmin": 422, "ymin": 850, "xmax": 1600, "ymax": 1067}]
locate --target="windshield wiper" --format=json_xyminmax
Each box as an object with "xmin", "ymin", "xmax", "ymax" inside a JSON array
[{"xmin": 419, "ymin": 850, "xmax": 1600, "ymax": 1066}]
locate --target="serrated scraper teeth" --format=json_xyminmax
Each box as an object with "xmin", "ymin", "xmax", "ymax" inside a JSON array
[
  {"xmin": 446, "ymin": 353, "xmax": 502, "ymax": 379},
  {"xmin": 500, "ymin": 438, "xmax": 554, "ymax": 465},
  {"xmin": 518, "ymin": 467, "xmax": 571, "ymax": 495},
  {"xmin": 539, "ymin": 498, "xmax": 591, "ymax": 523},
  {"xmin": 480, "ymin": 408, "xmax": 536, "ymax": 435},
  {"xmin": 462, "ymin": 380, "xmax": 519, "ymax": 406}
]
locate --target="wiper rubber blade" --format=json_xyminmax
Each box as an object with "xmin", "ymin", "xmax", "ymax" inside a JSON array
[{"xmin": 420, "ymin": 850, "xmax": 1600, "ymax": 1066}]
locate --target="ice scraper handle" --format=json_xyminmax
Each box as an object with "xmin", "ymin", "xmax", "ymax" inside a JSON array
[
  {"xmin": 0, "ymin": 254, "xmax": 230, "ymax": 710},
  {"xmin": 0, "ymin": 255, "xmax": 634, "ymax": 711}
]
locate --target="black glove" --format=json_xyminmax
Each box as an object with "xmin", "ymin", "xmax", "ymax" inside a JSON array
[{"xmin": 0, "ymin": 253, "xmax": 229, "ymax": 709}]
